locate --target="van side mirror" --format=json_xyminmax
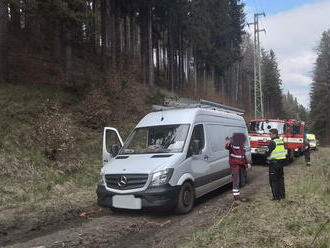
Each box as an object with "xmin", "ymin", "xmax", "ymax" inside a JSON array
[
  {"xmin": 111, "ymin": 144, "xmax": 121, "ymax": 157},
  {"xmin": 192, "ymin": 139, "xmax": 200, "ymax": 155}
]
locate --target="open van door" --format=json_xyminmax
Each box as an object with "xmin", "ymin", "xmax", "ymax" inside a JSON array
[{"xmin": 103, "ymin": 127, "xmax": 124, "ymax": 165}]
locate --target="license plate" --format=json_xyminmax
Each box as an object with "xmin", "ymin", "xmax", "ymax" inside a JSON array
[{"xmin": 112, "ymin": 195, "xmax": 142, "ymax": 209}]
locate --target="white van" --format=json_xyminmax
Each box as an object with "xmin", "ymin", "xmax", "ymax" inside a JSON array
[{"xmin": 97, "ymin": 100, "xmax": 251, "ymax": 213}]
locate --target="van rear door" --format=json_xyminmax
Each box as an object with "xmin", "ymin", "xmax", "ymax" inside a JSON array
[{"xmin": 103, "ymin": 127, "xmax": 124, "ymax": 165}]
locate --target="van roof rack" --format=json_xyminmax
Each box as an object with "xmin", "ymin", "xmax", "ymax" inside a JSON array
[{"xmin": 152, "ymin": 97, "xmax": 245, "ymax": 115}]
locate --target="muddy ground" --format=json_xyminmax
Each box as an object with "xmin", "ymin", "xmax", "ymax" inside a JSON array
[{"xmin": 1, "ymin": 159, "xmax": 302, "ymax": 248}]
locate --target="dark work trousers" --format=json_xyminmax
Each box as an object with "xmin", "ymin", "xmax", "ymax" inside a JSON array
[
  {"xmin": 239, "ymin": 165, "xmax": 247, "ymax": 187},
  {"xmin": 231, "ymin": 164, "xmax": 241, "ymax": 197},
  {"xmin": 304, "ymin": 149, "xmax": 311, "ymax": 165},
  {"xmin": 268, "ymin": 160, "xmax": 286, "ymax": 200}
]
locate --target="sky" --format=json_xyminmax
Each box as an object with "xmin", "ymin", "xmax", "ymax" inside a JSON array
[{"xmin": 242, "ymin": 0, "xmax": 330, "ymax": 108}]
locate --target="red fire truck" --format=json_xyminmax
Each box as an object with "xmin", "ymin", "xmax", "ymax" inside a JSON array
[{"xmin": 248, "ymin": 119, "xmax": 305, "ymax": 162}]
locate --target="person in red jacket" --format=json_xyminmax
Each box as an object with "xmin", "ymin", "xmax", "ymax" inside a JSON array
[{"xmin": 225, "ymin": 133, "xmax": 251, "ymax": 202}]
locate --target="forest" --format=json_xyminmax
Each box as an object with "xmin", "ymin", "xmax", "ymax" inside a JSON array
[{"xmin": 0, "ymin": 0, "xmax": 315, "ymax": 137}]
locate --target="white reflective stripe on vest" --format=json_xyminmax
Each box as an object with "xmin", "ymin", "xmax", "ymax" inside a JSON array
[
  {"xmin": 230, "ymin": 154, "xmax": 244, "ymax": 159},
  {"xmin": 232, "ymin": 145, "xmax": 240, "ymax": 149},
  {"xmin": 271, "ymin": 154, "xmax": 286, "ymax": 159}
]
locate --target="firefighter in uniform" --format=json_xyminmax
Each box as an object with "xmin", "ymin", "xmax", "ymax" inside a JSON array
[
  {"xmin": 225, "ymin": 133, "xmax": 251, "ymax": 202},
  {"xmin": 266, "ymin": 129, "xmax": 286, "ymax": 201},
  {"xmin": 304, "ymin": 139, "xmax": 311, "ymax": 166}
]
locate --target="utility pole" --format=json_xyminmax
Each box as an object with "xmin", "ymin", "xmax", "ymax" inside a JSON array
[{"xmin": 248, "ymin": 13, "xmax": 266, "ymax": 119}]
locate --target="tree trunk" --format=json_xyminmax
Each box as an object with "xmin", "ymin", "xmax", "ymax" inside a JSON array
[
  {"xmin": 65, "ymin": 28, "xmax": 73, "ymax": 83},
  {"xmin": 162, "ymin": 28, "xmax": 167, "ymax": 78},
  {"xmin": 114, "ymin": 1, "xmax": 121, "ymax": 68},
  {"xmin": 156, "ymin": 39, "xmax": 160, "ymax": 79},
  {"xmin": 147, "ymin": 5, "xmax": 153, "ymax": 86},
  {"xmin": 140, "ymin": 6, "xmax": 148, "ymax": 85},
  {"xmin": 124, "ymin": 15, "xmax": 130, "ymax": 56},
  {"xmin": 52, "ymin": 20, "xmax": 61, "ymax": 63},
  {"xmin": 129, "ymin": 12, "xmax": 135, "ymax": 57},
  {"xmin": 179, "ymin": 31, "xmax": 184, "ymax": 87},
  {"xmin": 0, "ymin": 1, "xmax": 8, "ymax": 82},
  {"xmin": 168, "ymin": 25, "xmax": 174, "ymax": 91},
  {"xmin": 109, "ymin": 1, "xmax": 116, "ymax": 68},
  {"xmin": 100, "ymin": 0, "xmax": 107, "ymax": 68},
  {"xmin": 92, "ymin": 0, "xmax": 97, "ymax": 54},
  {"xmin": 235, "ymin": 63, "xmax": 239, "ymax": 103},
  {"xmin": 9, "ymin": 1, "xmax": 20, "ymax": 31}
]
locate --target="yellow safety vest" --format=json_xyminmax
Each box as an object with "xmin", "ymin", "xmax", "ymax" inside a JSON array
[{"xmin": 268, "ymin": 138, "xmax": 286, "ymax": 160}]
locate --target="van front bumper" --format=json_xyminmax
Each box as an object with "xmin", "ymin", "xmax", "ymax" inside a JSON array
[{"xmin": 96, "ymin": 184, "xmax": 180, "ymax": 210}]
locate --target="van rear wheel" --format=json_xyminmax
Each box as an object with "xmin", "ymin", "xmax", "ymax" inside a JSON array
[{"xmin": 175, "ymin": 182, "xmax": 194, "ymax": 214}]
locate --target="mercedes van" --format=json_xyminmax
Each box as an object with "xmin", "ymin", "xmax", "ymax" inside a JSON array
[{"xmin": 96, "ymin": 101, "xmax": 251, "ymax": 213}]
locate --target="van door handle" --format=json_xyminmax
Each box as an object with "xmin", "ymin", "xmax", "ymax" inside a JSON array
[
  {"xmin": 104, "ymin": 160, "xmax": 108, "ymax": 163},
  {"xmin": 204, "ymin": 155, "xmax": 209, "ymax": 161}
]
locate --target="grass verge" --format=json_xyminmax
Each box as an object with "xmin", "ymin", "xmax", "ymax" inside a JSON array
[
  {"xmin": 180, "ymin": 148, "xmax": 330, "ymax": 248},
  {"xmin": 0, "ymin": 82, "xmax": 149, "ymax": 237}
]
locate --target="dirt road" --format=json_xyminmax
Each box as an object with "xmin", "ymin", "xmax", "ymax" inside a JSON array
[{"xmin": 2, "ymin": 160, "xmax": 301, "ymax": 248}]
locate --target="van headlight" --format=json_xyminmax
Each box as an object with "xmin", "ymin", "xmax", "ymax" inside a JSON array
[
  {"xmin": 99, "ymin": 174, "xmax": 105, "ymax": 186},
  {"xmin": 150, "ymin": 168, "xmax": 174, "ymax": 186}
]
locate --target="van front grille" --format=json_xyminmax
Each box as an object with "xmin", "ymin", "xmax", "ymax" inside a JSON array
[{"xmin": 105, "ymin": 174, "xmax": 149, "ymax": 190}]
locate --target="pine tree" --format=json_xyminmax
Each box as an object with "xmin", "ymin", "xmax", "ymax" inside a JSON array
[
  {"xmin": 261, "ymin": 49, "xmax": 283, "ymax": 118},
  {"xmin": 310, "ymin": 30, "xmax": 330, "ymax": 144}
]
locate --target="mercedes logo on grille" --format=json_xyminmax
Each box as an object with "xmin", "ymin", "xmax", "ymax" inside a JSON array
[{"xmin": 117, "ymin": 175, "xmax": 128, "ymax": 187}]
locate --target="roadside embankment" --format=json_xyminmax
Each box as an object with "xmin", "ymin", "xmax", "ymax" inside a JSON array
[{"xmin": 180, "ymin": 148, "xmax": 330, "ymax": 248}]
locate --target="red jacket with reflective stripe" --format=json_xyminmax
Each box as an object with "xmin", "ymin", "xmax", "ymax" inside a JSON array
[{"xmin": 225, "ymin": 143, "xmax": 248, "ymax": 166}]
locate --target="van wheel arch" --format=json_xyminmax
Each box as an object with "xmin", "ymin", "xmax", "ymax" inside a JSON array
[{"xmin": 175, "ymin": 180, "xmax": 195, "ymax": 214}]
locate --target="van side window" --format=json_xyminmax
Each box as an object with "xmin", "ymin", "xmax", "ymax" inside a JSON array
[
  {"xmin": 187, "ymin": 124, "xmax": 205, "ymax": 157},
  {"xmin": 105, "ymin": 130, "xmax": 123, "ymax": 155}
]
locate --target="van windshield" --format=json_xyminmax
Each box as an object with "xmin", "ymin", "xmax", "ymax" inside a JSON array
[
  {"xmin": 249, "ymin": 121, "xmax": 285, "ymax": 134},
  {"xmin": 119, "ymin": 124, "xmax": 190, "ymax": 154}
]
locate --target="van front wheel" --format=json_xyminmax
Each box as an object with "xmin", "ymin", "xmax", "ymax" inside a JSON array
[{"xmin": 175, "ymin": 182, "xmax": 194, "ymax": 214}]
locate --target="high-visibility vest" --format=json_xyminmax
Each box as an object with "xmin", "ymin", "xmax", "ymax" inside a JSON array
[{"xmin": 268, "ymin": 138, "xmax": 286, "ymax": 160}]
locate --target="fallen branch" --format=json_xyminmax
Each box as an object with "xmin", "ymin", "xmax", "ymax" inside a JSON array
[
  {"xmin": 143, "ymin": 218, "xmax": 172, "ymax": 227},
  {"xmin": 79, "ymin": 208, "xmax": 103, "ymax": 219}
]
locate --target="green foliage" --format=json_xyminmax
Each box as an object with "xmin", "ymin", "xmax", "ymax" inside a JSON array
[
  {"xmin": 185, "ymin": 0, "xmax": 245, "ymax": 72},
  {"xmin": 150, "ymin": 0, "xmax": 245, "ymax": 72},
  {"xmin": 310, "ymin": 30, "xmax": 330, "ymax": 145},
  {"xmin": 261, "ymin": 49, "xmax": 283, "ymax": 118},
  {"xmin": 37, "ymin": 0, "xmax": 88, "ymax": 25},
  {"xmin": 282, "ymin": 91, "xmax": 309, "ymax": 124}
]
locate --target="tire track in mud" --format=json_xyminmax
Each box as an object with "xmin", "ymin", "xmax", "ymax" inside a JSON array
[{"xmin": 3, "ymin": 160, "xmax": 301, "ymax": 248}]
